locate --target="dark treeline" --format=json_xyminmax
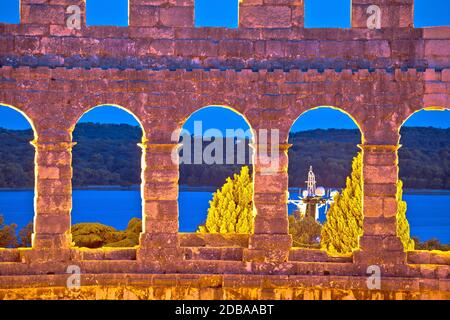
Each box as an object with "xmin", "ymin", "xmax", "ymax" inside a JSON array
[
  {"xmin": 0, "ymin": 123, "xmax": 448, "ymax": 189},
  {"xmin": 0, "ymin": 128, "xmax": 35, "ymax": 188},
  {"xmin": 179, "ymin": 134, "xmax": 253, "ymax": 187},
  {"xmin": 72, "ymin": 123, "xmax": 142, "ymax": 187},
  {"xmin": 288, "ymin": 129, "xmax": 362, "ymax": 188}
]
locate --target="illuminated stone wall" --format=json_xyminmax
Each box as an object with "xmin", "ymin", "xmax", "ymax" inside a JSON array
[{"xmin": 0, "ymin": 0, "xmax": 448, "ymax": 299}]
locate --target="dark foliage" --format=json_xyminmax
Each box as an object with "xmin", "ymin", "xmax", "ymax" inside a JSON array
[
  {"xmin": 72, "ymin": 123, "xmax": 143, "ymax": 187},
  {"xmin": 72, "ymin": 217, "xmax": 142, "ymax": 248},
  {"xmin": 0, "ymin": 128, "xmax": 34, "ymax": 188},
  {"xmin": 413, "ymin": 237, "xmax": 450, "ymax": 251},
  {"xmin": 0, "ymin": 215, "xmax": 32, "ymax": 247},
  {"xmin": 288, "ymin": 127, "xmax": 449, "ymax": 188}
]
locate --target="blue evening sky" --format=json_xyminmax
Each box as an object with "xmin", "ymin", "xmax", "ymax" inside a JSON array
[{"xmin": 0, "ymin": 1, "xmax": 449, "ymax": 132}]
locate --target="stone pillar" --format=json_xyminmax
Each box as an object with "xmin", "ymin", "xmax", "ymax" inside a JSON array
[
  {"xmin": 239, "ymin": 0, "xmax": 304, "ymax": 28},
  {"xmin": 244, "ymin": 143, "xmax": 292, "ymax": 262},
  {"xmin": 29, "ymin": 139, "xmax": 75, "ymax": 262},
  {"xmin": 354, "ymin": 144, "xmax": 406, "ymax": 267},
  {"xmin": 137, "ymin": 142, "xmax": 181, "ymax": 268},
  {"xmin": 351, "ymin": 0, "xmax": 413, "ymax": 29}
]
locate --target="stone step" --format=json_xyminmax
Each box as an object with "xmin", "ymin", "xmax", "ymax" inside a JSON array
[
  {"xmin": 182, "ymin": 247, "xmax": 244, "ymax": 261},
  {"xmin": 407, "ymin": 250, "xmax": 450, "ymax": 265}
]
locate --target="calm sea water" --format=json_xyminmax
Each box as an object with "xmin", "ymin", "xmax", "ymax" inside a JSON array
[{"xmin": 0, "ymin": 189, "xmax": 448, "ymax": 243}]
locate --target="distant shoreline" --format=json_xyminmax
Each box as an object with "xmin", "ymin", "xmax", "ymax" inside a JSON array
[{"xmin": 0, "ymin": 186, "xmax": 449, "ymax": 195}]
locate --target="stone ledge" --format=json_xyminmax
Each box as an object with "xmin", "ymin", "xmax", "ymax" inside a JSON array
[
  {"xmin": 70, "ymin": 248, "xmax": 137, "ymax": 261},
  {"xmin": 289, "ymin": 248, "xmax": 353, "ymax": 263},
  {"xmin": 407, "ymin": 250, "xmax": 450, "ymax": 265}
]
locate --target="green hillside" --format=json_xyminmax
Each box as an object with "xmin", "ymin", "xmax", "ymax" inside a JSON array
[{"xmin": 0, "ymin": 124, "xmax": 448, "ymax": 189}]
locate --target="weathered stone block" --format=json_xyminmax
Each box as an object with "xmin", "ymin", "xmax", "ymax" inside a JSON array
[
  {"xmin": 140, "ymin": 232, "xmax": 179, "ymax": 248},
  {"xmin": 143, "ymin": 218, "xmax": 178, "ymax": 233},
  {"xmin": 363, "ymin": 217, "xmax": 397, "ymax": 236},
  {"xmin": 144, "ymin": 200, "xmax": 178, "ymax": 220},
  {"xmin": 364, "ymin": 183, "xmax": 397, "ymax": 197},
  {"xmin": 36, "ymin": 194, "xmax": 72, "ymax": 213},
  {"xmin": 254, "ymin": 217, "xmax": 288, "ymax": 234},
  {"xmin": 351, "ymin": 0, "xmax": 413, "ymax": 28},
  {"xmin": 407, "ymin": 250, "xmax": 431, "ymax": 264},
  {"xmin": 363, "ymin": 196, "xmax": 383, "ymax": 218},
  {"xmin": 159, "ymin": 7, "xmax": 194, "ymax": 27},
  {"xmin": 364, "ymin": 165, "xmax": 397, "ymax": 184},
  {"xmin": 249, "ymin": 234, "xmax": 292, "ymax": 250},
  {"xmin": 22, "ymin": 4, "xmax": 66, "ymax": 25},
  {"xmin": 38, "ymin": 166, "xmax": 60, "ymax": 179},
  {"xmin": 0, "ymin": 249, "xmax": 21, "ymax": 262},
  {"xmin": 34, "ymin": 213, "xmax": 70, "ymax": 234},
  {"xmin": 254, "ymin": 173, "xmax": 288, "ymax": 193},
  {"xmin": 129, "ymin": 5, "xmax": 159, "ymax": 27},
  {"xmin": 143, "ymin": 182, "xmax": 178, "ymax": 200}
]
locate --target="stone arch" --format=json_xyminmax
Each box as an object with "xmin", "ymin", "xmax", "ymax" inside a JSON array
[
  {"xmin": 177, "ymin": 104, "xmax": 256, "ymax": 139},
  {"xmin": 69, "ymin": 104, "xmax": 146, "ymax": 140},
  {"xmin": 177, "ymin": 105, "xmax": 256, "ymax": 234},
  {"xmin": 398, "ymin": 106, "xmax": 450, "ymax": 144},
  {"xmin": 287, "ymin": 105, "xmax": 365, "ymax": 144},
  {"xmin": 0, "ymin": 103, "xmax": 38, "ymax": 139},
  {"xmin": 69, "ymin": 104, "xmax": 146, "ymax": 248}
]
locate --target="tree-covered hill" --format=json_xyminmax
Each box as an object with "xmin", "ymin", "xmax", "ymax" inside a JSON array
[
  {"xmin": 288, "ymin": 127, "xmax": 449, "ymax": 189},
  {"xmin": 72, "ymin": 123, "xmax": 142, "ymax": 187},
  {"xmin": 0, "ymin": 123, "xmax": 448, "ymax": 189}
]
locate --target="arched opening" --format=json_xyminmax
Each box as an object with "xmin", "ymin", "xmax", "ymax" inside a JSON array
[
  {"xmin": 70, "ymin": 105, "xmax": 144, "ymax": 249},
  {"xmin": 287, "ymin": 107, "xmax": 363, "ymax": 254},
  {"xmin": 177, "ymin": 106, "xmax": 254, "ymax": 238},
  {"xmin": 0, "ymin": 104, "xmax": 36, "ymax": 248},
  {"xmin": 399, "ymin": 108, "xmax": 450, "ymax": 251}
]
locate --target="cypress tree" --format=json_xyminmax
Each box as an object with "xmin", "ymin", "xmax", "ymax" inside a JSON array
[
  {"xmin": 198, "ymin": 166, "xmax": 254, "ymax": 233},
  {"xmin": 320, "ymin": 152, "xmax": 414, "ymax": 254},
  {"xmin": 397, "ymin": 180, "xmax": 415, "ymax": 251},
  {"xmin": 320, "ymin": 152, "xmax": 363, "ymax": 254}
]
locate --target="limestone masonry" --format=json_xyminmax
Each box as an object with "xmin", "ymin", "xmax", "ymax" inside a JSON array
[{"xmin": 0, "ymin": 0, "xmax": 449, "ymax": 300}]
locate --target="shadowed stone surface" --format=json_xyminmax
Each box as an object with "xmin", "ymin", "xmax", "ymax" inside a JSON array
[{"xmin": 0, "ymin": 0, "xmax": 448, "ymax": 300}]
